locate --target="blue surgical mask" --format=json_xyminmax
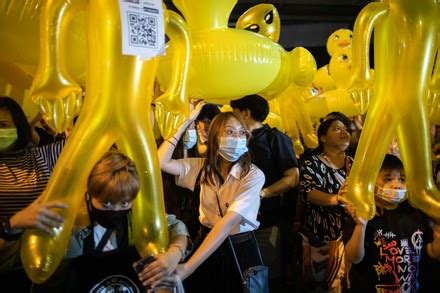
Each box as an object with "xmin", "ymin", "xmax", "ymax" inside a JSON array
[
  {"xmin": 182, "ymin": 129, "xmax": 197, "ymax": 149},
  {"xmin": 0, "ymin": 128, "xmax": 18, "ymax": 151},
  {"xmin": 375, "ymin": 184, "xmax": 407, "ymax": 205},
  {"xmin": 218, "ymin": 137, "xmax": 248, "ymax": 162}
]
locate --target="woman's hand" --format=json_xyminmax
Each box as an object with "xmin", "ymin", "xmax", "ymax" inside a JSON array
[
  {"xmin": 9, "ymin": 197, "xmax": 67, "ymax": 235},
  {"xmin": 139, "ymin": 261, "xmax": 188, "ymax": 288},
  {"xmin": 152, "ymin": 263, "xmax": 187, "ymax": 287},
  {"xmin": 334, "ymin": 181, "xmax": 348, "ymax": 206},
  {"xmin": 189, "ymin": 101, "xmax": 205, "ymax": 121},
  {"xmin": 138, "ymin": 247, "xmax": 184, "ymax": 287}
]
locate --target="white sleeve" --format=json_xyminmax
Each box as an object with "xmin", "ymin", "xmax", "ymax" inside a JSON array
[
  {"xmin": 174, "ymin": 158, "xmax": 205, "ymax": 191},
  {"xmin": 228, "ymin": 165, "xmax": 265, "ymax": 227}
]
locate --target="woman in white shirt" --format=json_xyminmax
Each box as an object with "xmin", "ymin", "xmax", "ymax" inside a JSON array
[{"xmin": 158, "ymin": 104, "xmax": 265, "ymax": 292}]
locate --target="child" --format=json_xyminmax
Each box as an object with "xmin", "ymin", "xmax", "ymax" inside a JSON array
[
  {"xmin": 37, "ymin": 150, "xmax": 191, "ymax": 292},
  {"xmin": 343, "ymin": 154, "xmax": 440, "ymax": 292}
]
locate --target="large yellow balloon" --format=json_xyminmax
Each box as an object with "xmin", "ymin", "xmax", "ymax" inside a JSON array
[
  {"xmin": 16, "ymin": 0, "xmax": 189, "ymax": 283},
  {"xmin": 429, "ymin": 51, "xmax": 440, "ymax": 124},
  {"xmin": 156, "ymin": 0, "xmax": 316, "ymax": 139},
  {"xmin": 311, "ymin": 65, "xmax": 336, "ymax": 95},
  {"xmin": 0, "ymin": 57, "xmax": 39, "ymax": 122},
  {"xmin": 236, "ymin": 3, "xmax": 280, "ymax": 42},
  {"xmin": 345, "ymin": 0, "xmax": 440, "ymax": 220},
  {"xmin": 276, "ymin": 84, "xmax": 319, "ymax": 154},
  {"xmin": 0, "ymin": 0, "xmax": 87, "ymax": 133},
  {"xmin": 305, "ymin": 89, "xmax": 366, "ymax": 122},
  {"xmin": 265, "ymin": 99, "xmax": 285, "ymax": 131}
]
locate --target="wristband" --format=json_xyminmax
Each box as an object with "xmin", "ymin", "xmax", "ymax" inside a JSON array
[
  {"xmin": 166, "ymin": 139, "xmax": 176, "ymax": 147},
  {"xmin": 0, "ymin": 216, "xmax": 23, "ymax": 241}
]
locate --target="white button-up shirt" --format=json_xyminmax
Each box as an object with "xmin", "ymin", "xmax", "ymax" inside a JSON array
[{"xmin": 175, "ymin": 158, "xmax": 265, "ymax": 235}]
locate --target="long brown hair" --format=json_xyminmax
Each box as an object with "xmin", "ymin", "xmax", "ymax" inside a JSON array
[{"xmin": 200, "ymin": 112, "xmax": 252, "ymax": 186}]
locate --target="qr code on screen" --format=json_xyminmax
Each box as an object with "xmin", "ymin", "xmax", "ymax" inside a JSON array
[{"xmin": 128, "ymin": 12, "xmax": 157, "ymax": 48}]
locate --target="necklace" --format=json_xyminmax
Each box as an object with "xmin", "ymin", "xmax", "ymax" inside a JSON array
[{"xmin": 319, "ymin": 153, "xmax": 350, "ymax": 185}]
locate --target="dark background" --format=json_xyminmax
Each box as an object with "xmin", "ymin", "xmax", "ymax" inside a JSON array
[{"xmin": 163, "ymin": 0, "xmax": 373, "ymax": 68}]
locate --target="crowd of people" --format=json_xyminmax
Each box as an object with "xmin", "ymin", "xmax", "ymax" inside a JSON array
[{"xmin": 1, "ymin": 94, "xmax": 440, "ymax": 292}]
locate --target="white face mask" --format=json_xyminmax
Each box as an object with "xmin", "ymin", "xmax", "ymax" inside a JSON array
[
  {"xmin": 218, "ymin": 137, "xmax": 248, "ymax": 162},
  {"xmin": 375, "ymin": 184, "xmax": 407, "ymax": 205},
  {"xmin": 0, "ymin": 128, "xmax": 18, "ymax": 151},
  {"xmin": 182, "ymin": 129, "xmax": 197, "ymax": 149}
]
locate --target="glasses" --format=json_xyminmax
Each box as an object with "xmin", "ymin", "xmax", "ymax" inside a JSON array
[{"xmin": 220, "ymin": 127, "xmax": 250, "ymax": 139}]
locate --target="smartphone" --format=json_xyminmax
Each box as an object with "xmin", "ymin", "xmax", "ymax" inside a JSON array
[{"xmin": 132, "ymin": 255, "xmax": 156, "ymax": 274}]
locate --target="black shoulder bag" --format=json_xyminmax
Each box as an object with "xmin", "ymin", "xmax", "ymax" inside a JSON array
[{"xmin": 215, "ymin": 193, "xmax": 269, "ymax": 293}]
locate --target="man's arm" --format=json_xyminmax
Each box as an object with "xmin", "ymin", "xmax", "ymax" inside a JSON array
[{"xmin": 260, "ymin": 167, "xmax": 298, "ymax": 199}]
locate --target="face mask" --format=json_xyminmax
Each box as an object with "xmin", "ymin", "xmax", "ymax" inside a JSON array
[
  {"xmin": 0, "ymin": 128, "xmax": 18, "ymax": 151},
  {"xmin": 375, "ymin": 184, "xmax": 407, "ymax": 205},
  {"xmin": 90, "ymin": 204, "xmax": 130, "ymax": 229},
  {"xmin": 182, "ymin": 129, "xmax": 197, "ymax": 149},
  {"xmin": 218, "ymin": 136, "xmax": 248, "ymax": 162}
]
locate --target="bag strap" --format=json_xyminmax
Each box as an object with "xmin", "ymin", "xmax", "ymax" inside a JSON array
[{"xmin": 215, "ymin": 192, "xmax": 263, "ymax": 283}]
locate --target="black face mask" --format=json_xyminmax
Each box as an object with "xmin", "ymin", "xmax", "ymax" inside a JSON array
[{"xmin": 90, "ymin": 204, "xmax": 130, "ymax": 229}]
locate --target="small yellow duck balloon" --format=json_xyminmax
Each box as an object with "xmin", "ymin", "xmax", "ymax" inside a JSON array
[{"xmin": 326, "ymin": 28, "xmax": 353, "ymax": 58}]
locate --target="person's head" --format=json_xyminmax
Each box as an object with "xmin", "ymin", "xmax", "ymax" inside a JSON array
[
  {"xmin": 374, "ymin": 154, "xmax": 407, "ymax": 210},
  {"xmin": 182, "ymin": 121, "xmax": 197, "ymax": 150},
  {"xmin": 195, "ymin": 104, "xmax": 221, "ymax": 144},
  {"xmin": 230, "ymin": 94, "xmax": 269, "ymax": 124},
  {"xmin": 202, "ymin": 112, "xmax": 251, "ymax": 185},
  {"xmin": 0, "ymin": 96, "xmax": 32, "ymax": 152},
  {"xmin": 86, "ymin": 150, "xmax": 140, "ymax": 229},
  {"xmin": 316, "ymin": 116, "xmax": 351, "ymax": 154}
]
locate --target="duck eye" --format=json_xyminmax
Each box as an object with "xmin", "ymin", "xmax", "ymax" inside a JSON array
[
  {"xmin": 333, "ymin": 34, "xmax": 340, "ymax": 41},
  {"xmin": 265, "ymin": 10, "xmax": 274, "ymax": 24},
  {"xmin": 340, "ymin": 54, "xmax": 349, "ymax": 62},
  {"xmin": 246, "ymin": 24, "xmax": 260, "ymax": 33}
]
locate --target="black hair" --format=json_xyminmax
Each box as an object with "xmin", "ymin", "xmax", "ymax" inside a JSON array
[
  {"xmin": 230, "ymin": 94, "xmax": 269, "ymax": 122},
  {"xmin": 314, "ymin": 116, "xmax": 351, "ymax": 154},
  {"xmin": 321, "ymin": 111, "xmax": 356, "ymax": 132},
  {"xmin": 381, "ymin": 154, "xmax": 404, "ymax": 174},
  {"xmin": 0, "ymin": 96, "xmax": 32, "ymax": 150},
  {"xmin": 196, "ymin": 104, "xmax": 221, "ymax": 122},
  {"xmin": 201, "ymin": 112, "xmax": 252, "ymax": 186}
]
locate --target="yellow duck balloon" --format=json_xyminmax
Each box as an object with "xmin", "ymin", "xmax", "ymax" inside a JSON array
[
  {"xmin": 311, "ymin": 65, "xmax": 336, "ymax": 95},
  {"xmin": 305, "ymin": 47, "xmax": 369, "ymax": 121},
  {"xmin": 156, "ymin": 0, "xmax": 317, "ymax": 139},
  {"xmin": 345, "ymin": 0, "xmax": 440, "ymax": 220},
  {"xmin": 326, "ymin": 28, "xmax": 353, "ymax": 58},
  {"xmin": 1, "ymin": 0, "xmax": 191, "ymax": 283},
  {"xmin": 311, "ymin": 29, "xmax": 353, "ymax": 95},
  {"xmin": 236, "ymin": 3, "xmax": 280, "ymax": 43},
  {"xmin": 234, "ymin": 3, "xmax": 317, "ymax": 155}
]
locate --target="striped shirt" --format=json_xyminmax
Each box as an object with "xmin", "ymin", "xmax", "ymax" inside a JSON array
[{"xmin": 0, "ymin": 140, "xmax": 65, "ymax": 218}]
